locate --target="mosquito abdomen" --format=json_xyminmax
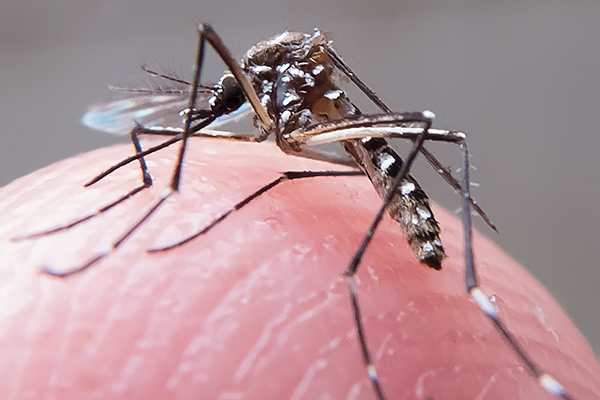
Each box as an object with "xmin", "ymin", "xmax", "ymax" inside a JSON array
[{"xmin": 342, "ymin": 137, "xmax": 446, "ymax": 270}]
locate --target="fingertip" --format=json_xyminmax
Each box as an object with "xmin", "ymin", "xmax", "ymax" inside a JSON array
[{"xmin": 1, "ymin": 139, "xmax": 598, "ymax": 399}]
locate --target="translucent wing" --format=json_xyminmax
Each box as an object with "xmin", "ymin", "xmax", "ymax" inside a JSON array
[{"xmin": 82, "ymin": 88, "xmax": 252, "ymax": 135}]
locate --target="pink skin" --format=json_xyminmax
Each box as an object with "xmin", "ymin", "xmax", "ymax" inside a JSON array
[{"xmin": 1, "ymin": 139, "xmax": 599, "ymax": 400}]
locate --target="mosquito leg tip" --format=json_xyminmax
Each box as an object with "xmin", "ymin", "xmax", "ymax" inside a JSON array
[{"xmin": 84, "ymin": 178, "xmax": 98, "ymax": 187}]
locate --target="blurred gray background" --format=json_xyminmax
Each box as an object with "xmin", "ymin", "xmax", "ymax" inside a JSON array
[{"xmin": 1, "ymin": 0, "xmax": 599, "ymax": 357}]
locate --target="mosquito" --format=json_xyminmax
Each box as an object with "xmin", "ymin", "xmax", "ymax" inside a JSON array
[{"xmin": 13, "ymin": 24, "xmax": 575, "ymax": 400}]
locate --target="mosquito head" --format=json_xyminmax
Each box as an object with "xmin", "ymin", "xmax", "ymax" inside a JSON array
[{"xmin": 208, "ymin": 73, "xmax": 247, "ymax": 117}]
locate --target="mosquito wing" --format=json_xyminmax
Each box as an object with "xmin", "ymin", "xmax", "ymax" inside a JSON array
[{"xmin": 82, "ymin": 88, "xmax": 252, "ymax": 135}]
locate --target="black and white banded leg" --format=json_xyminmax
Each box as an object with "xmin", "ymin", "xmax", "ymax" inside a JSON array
[
  {"xmin": 459, "ymin": 140, "xmax": 573, "ymax": 400},
  {"xmin": 292, "ymin": 116, "xmax": 576, "ymax": 400}
]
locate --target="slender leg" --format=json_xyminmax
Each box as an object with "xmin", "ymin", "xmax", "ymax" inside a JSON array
[
  {"xmin": 459, "ymin": 140, "xmax": 575, "ymax": 400},
  {"xmin": 148, "ymin": 169, "xmax": 364, "ymax": 252},
  {"xmin": 40, "ymin": 24, "xmax": 211, "ymax": 277},
  {"xmin": 85, "ymin": 125, "xmax": 267, "ymax": 187},
  {"xmin": 12, "ymin": 127, "xmax": 154, "ymax": 241},
  {"xmin": 85, "ymin": 133, "xmax": 181, "ymax": 187},
  {"xmin": 343, "ymin": 114, "xmax": 433, "ymax": 400},
  {"xmin": 200, "ymin": 24, "xmax": 273, "ymax": 133}
]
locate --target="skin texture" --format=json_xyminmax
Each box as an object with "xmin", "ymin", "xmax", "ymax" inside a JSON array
[{"xmin": 1, "ymin": 139, "xmax": 599, "ymax": 400}]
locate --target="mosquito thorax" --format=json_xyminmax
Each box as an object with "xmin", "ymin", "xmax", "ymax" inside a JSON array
[
  {"xmin": 242, "ymin": 30, "xmax": 358, "ymax": 142},
  {"xmin": 208, "ymin": 73, "xmax": 246, "ymax": 117}
]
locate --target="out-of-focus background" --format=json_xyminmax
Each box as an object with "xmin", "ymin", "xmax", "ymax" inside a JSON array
[{"xmin": 1, "ymin": 0, "xmax": 599, "ymax": 357}]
